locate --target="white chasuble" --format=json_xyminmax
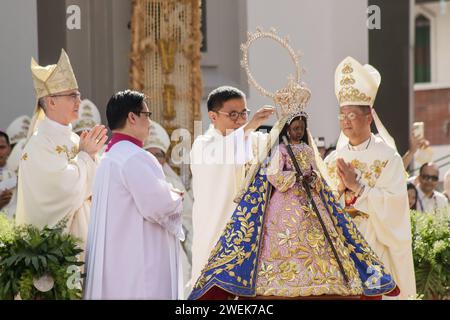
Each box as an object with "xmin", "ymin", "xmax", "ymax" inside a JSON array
[
  {"xmin": 325, "ymin": 134, "xmax": 416, "ymax": 299},
  {"xmin": 15, "ymin": 117, "xmax": 96, "ymax": 248}
]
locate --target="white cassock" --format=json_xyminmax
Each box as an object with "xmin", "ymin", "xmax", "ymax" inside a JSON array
[
  {"xmin": 15, "ymin": 117, "xmax": 96, "ymax": 248},
  {"xmin": 190, "ymin": 124, "xmax": 265, "ymax": 285},
  {"xmin": 325, "ymin": 133, "xmax": 416, "ymax": 299},
  {"xmin": 84, "ymin": 140, "xmax": 184, "ymax": 300}
]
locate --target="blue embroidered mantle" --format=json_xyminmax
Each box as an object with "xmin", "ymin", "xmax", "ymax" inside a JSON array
[{"xmin": 188, "ymin": 167, "xmax": 397, "ymax": 299}]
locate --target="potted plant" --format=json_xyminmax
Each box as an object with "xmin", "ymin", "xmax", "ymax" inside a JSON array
[
  {"xmin": 411, "ymin": 209, "xmax": 450, "ymax": 300},
  {"xmin": 0, "ymin": 214, "xmax": 84, "ymax": 300}
]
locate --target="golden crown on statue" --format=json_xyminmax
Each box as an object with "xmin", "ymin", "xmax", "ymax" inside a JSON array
[{"xmin": 240, "ymin": 26, "xmax": 311, "ymax": 119}]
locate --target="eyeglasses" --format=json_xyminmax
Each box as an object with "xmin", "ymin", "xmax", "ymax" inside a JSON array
[
  {"xmin": 337, "ymin": 112, "xmax": 367, "ymax": 121},
  {"xmin": 50, "ymin": 92, "xmax": 81, "ymax": 100},
  {"xmin": 137, "ymin": 111, "xmax": 152, "ymax": 118},
  {"xmin": 216, "ymin": 109, "xmax": 251, "ymax": 122},
  {"xmin": 420, "ymin": 174, "xmax": 439, "ymax": 182}
]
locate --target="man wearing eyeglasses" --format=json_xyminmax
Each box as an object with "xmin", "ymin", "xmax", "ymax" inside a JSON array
[
  {"xmin": 15, "ymin": 49, "xmax": 108, "ymax": 252},
  {"xmin": 324, "ymin": 57, "xmax": 415, "ymax": 299},
  {"xmin": 190, "ymin": 86, "xmax": 274, "ymax": 292},
  {"xmin": 84, "ymin": 90, "xmax": 184, "ymax": 299},
  {"xmin": 416, "ymin": 162, "xmax": 449, "ymax": 213}
]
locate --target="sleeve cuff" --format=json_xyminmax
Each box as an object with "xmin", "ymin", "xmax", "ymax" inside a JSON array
[
  {"xmin": 154, "ymin": 199, "xmax": 185, "ymax": 240},
  {"xmin": 78, "ymin": 151, "xmax": 96, "ymax": 166}
]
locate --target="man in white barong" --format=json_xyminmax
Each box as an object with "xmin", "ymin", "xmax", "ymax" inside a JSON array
[
  {"xmin": 190, "ymin": 86, "xmax": 274, "ymax": 293},
  {"xmin": 84, "ymin": 90, "xmax": 184, "ymax": 300},
  {"xmin": 15, "ymin": 49, "xmax": 107, "ymax": 248},
  {"xmin": 324, "ymin": 57, "xmax": 416, "ymax": 299}
]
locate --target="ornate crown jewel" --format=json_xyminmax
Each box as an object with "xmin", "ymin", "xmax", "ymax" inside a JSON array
[
  {"xmin": 274, "ymin": 76, "xmax": 311, "ymax": 118},
  {"xmin": 240, "ymin": 27, "xmax": 311, "ymax": 119}
]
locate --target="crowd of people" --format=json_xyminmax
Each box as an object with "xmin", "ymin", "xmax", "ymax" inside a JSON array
[{"xmin": 0, "ymin": 49, "xmax": 449, "ymax": 300}]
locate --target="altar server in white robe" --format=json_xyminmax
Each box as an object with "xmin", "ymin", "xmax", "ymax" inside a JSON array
[
  {"xmin": 84, "ymin": 90, "xmax": 184, "ymax": 300},
  {"xmin": 15, "ymin": 49, "xmax": 107, "ymax": 248},
  {"xmin": 190, "ymin": 86, "xmax": 274, "ymax": 286},
  {"xmin": 324, "ymin": 57, "xmax": 416, "ymax": 299}
]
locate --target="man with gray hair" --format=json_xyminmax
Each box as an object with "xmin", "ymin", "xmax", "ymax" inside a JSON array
[{"xmin": 15, "ymin": 49, "xmax": 107, "ymax": 250}]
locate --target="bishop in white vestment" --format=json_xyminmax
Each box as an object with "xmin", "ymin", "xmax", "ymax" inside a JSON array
[
  {"xmin": 325, "ymin": 57, "xmax": 416, "ymax": 299},
  {"xmin": 16, "ymin": 117, "xmax": 96, "ymax": 243},
  {"xmin": 15, "ymin": 50, "xmax": 106, "ymax": 249}
]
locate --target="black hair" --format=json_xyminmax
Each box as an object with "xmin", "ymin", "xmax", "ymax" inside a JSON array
[
  {"xmin": 106, "ymin": 90, "xmax": 146, "ymax": 130},
  {"xmin": 419, "ymin": 162, "xmax": 438, "ymax": 176},
  {"xmin": 279, "ymin": 116, "xmax": 309, "ymax": 145},
  {"xmin": 358, "ymin": 105, "xmax": 372, "ymax": 114},
  {"xmin": 0, "ymin": 131, "xmax": 10, "ymax": 146},
  {"xmin": 407, "ymin": 182, "xmax": 418, "ymax": 210},
  {"xmin": 206, "ymin": 86, "xmax": 246, "ymax": 112}
]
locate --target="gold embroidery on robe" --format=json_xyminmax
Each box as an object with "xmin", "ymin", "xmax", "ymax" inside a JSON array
[
  {"xmin": 55, "ymin": 145, "xmax": 79, "ymax": 161},
  {"xmin": 327, "ymin": 159, "xmax": 389, "ymax": 189}
]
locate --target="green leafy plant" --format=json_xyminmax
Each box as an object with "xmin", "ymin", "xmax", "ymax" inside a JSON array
[
  {"xmin": 411, "ymin": 209, "xmax": 450, "ymax": 300},
  {"xmin": 0, "ymin": 214, "xmax": 84, "ymax": 300}
]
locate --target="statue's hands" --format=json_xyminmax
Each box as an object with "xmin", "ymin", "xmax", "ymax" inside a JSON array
[
  {"xmin": 296, "ymin": 170, "xmax": 317, "ymax": 187},
  {"xmin": 305, "ymin": 170, "xmax": 318, "ymax": 186}
]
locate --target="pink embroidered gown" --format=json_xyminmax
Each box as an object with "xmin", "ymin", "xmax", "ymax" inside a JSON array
[{"xmin": 255, "ymin": 143, "xmax": 363, "ymax": 297}]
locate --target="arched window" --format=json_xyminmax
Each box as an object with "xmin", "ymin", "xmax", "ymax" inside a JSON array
[{"xmin": 415, "ymin": 14, "xmax": 431, "ymax": 83}]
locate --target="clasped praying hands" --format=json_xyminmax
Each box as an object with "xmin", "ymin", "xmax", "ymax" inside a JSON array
[
  {"xmin": 336, "ymin": 158, "xmax": 361, "ymax": 194},
  {"xmin": 79, "ymin": 125, "xmax": 108, "ymax": 159}
]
